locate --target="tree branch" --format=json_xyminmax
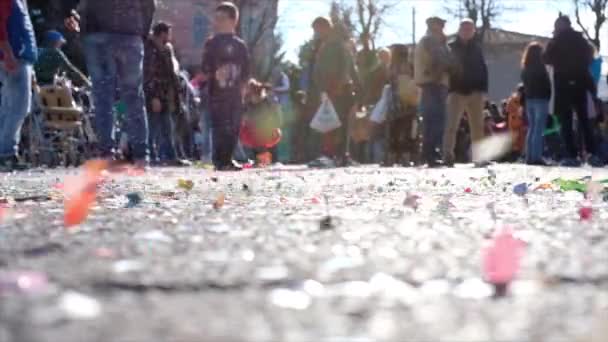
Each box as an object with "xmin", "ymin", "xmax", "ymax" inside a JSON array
[{"xmin": 574, "ymin": 0, "xmax": 594, "ymax": 42}]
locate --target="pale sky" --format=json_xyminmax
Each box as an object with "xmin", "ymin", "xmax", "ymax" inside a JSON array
[{"xmin": 276, "ymin": 0, "xmax": 607, "ymax": 63}]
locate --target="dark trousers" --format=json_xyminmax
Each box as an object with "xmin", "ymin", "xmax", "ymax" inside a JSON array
[
  {"xmin": 420, "ymin": 84, "xmax": 448, "ymax": 163},
  {"xmin": 554, "ymin": 80, "xmax": 596, "ymax": 159},
  {"xmin": 148, "ymin": 111, "xmax": 176, "ymax": 162},
  {"xmin": 210, "ymin": 101, "xmax": 242, "ymax": 168},
  {"xmin": 322, "ymin": 91, "xmax": 354, "ymax": 160},
  {"xmin": 293, "ymin": 103, "xmax": 321, "ymax": 163}
]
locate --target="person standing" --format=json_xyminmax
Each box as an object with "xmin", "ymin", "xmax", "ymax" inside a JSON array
[
  {"xmin": 34, "ymin": 30, "xmax": 89, "ymax": 86},
  {"xmin": 309, "ymin": 16, "xmax": 358, "ymax": 167},
  {"xmin": 144, "ymin": 22, "xmax": 181, "ymax": 165},
  {"xmin": 201, "ymin": 2, "xmax": 250, "ymax": 171},
  {"xmin": 0, "ymin": 0, "xmax": 37, "ymax": 171},
  {"xmin": 521, "ymin": 42, "xmax": 551, "ymax": 165},
  {"xmin": 64, "ymin": 0, "xmax": 156, "ymax": 163},
  {"xmin": 443, "ymin": 19, "xmax": 488, "ymax": 167},
  {"xmin": 414, "ymin": 16, "xmax": 452, "ymax": 167},
  {"xmin": 363, "ymin": 47, "xmax": 391, "ymax": 164},
  {"xmin": 543, "ymin": 15, "xmax": 602, "ymax": 167}
]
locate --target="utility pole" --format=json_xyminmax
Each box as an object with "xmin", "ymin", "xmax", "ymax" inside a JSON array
[{"xmin": 412, "ymin": 7, "xmax": 416, "ymax": 46}]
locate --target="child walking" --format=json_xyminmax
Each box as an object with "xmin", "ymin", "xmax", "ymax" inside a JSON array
[
  {"xmin": 521, "ymin": 42, "xmax": 551, "ymax": 165},
  {"xmin": 201, "ymin": 2, "xmax": 250, "ymax": 171}
]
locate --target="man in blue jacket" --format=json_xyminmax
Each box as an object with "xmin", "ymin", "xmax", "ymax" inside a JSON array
[
  {"xmin": 65, "ymin": 0, "xmax": 156, "ymax": 164},
  {"xmin": 0, "ymin": 0, "xmax": 37, "ymax": 171}
]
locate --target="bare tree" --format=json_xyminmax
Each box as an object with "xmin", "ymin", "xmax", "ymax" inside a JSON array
[
  {"xmin": 444, "ymin": 0, "xmax": 514, "ymax": 43},
  {"xmin": 573, "ymin": 0, "xmax": 608, "ymax": 49},
  {"xmin": 330, "ymin": 1, "xmax": 356, "ymax": 41},
  {"xmin": 329, "ymin": 0, "xmax": 397, "ymax": 49},
  {"xmin": 353, "ymin": 0, "xmax": 397, "ymax": 50}
]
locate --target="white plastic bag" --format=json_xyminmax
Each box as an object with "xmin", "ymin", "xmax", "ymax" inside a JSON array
[
  {"xmin": 370, "ymin": 85, "xmax": 391, "ymax": 123},
  {"xmin": 310, "ymin": 94, "xmax": 342, "ymax": 133}
]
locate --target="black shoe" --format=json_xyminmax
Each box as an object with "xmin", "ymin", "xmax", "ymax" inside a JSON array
[
  {"xmin": 443, "ymin": 157, "xmax": 455, "ymax": 168},
  {"xmin": 0, "ymin": 156, "xmax": 29, "ymax": 172},
  {"xmin": 526, "ymin": 160, "xmax": 550, "ymax": 166},
  {"xmin": 340, "ymin": 156, "xmax": 360, "ymax": 167},
  {"xmin": 216, "ymin": 160, "xmax": 243, "ymax": 172},
  {"xmin": 474, "ymin": 161, "xmax": 491, "ymax": 168},
  {"xmin": 426, "ymin": 159, "xmax": 444, "ymax": 168},
  {"xmin": 560, "ymin": 158, "xmax": 582, "ymax": 167},
  {"xmin": 161, "ymin": 159, "xmax": 192, "ymax": 167},
  {"xmin": 588, "ymin": 155, "xmax": 605, "ymax": 168}
]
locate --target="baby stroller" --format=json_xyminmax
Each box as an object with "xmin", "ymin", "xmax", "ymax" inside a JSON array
[{"xmin": 21, "ymin": 76, "xmax": 95, "ymax": 167}]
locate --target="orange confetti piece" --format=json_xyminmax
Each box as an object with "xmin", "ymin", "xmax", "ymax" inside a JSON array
[
  {"xmin": 213, "ymin": 193, "xmax": 225, "ymax": 210},
  {"xmin": 534, "ymin": 183, "xmax": 553, "ymax": 191},
  {"xmin": 64, "ymin": 184, "xmax": 96, "ymax": 227},
  {"xmin": 63, "ymin": 159, "xmax": 108, "ymax": 228}
]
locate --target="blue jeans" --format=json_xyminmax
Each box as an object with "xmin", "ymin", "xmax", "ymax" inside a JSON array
[
  {"xmin": 199, "ymin": 108, "xmax": 213, "ymax": 162},
  {"xmin": 370, "ymin": 137, "xmax": 385, "ymax": 164},
  {"xmin": 420, "ymin": 84, "xmax": 448, "ymax": 163},
  {"xmin": 0, "ymin": 61, "xmax": 33, "ymax": 158},
  {"xmin": 148, "ymin": 111, "xmax": 176, "ymax": 162},
  {"xmin": 525, "ymin": 99, "xmax": 549, "ymax": 163},
  {"xmin": 83, "ymin": 33, "xmax": 148, "ymax": 159}
]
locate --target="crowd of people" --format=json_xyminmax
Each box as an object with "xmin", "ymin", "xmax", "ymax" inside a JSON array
[{"xmin": 1, "ymin": 0, "xmax": 607, "ymax": 172}]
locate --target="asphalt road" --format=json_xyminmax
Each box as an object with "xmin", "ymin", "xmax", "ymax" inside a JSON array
[{"xmin": 1, "ymin": 164, "xmax": 607, "ymax": 342}]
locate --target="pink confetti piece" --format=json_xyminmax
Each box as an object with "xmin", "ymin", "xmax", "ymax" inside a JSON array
[{"xmin": 483, "ymin": 228, "xmax": 525, "ymax": 285}]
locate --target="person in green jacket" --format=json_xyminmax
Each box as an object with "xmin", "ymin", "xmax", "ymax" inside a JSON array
[
  {"xmin": 309, "ymin": 16, "xmax": 358, "ymax": 166},
  {"xmin": 34, "ymin": 30, "xmax": 89, "ymax": 86}
]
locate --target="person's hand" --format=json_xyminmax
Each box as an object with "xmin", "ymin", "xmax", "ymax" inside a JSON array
[
  {"xmin": 152, "ymin": 98, "xmax": 162, "ymax": 113},
  {"xmin": 65, "ymin": 16, "xmax": 80, "ymax": 32}
]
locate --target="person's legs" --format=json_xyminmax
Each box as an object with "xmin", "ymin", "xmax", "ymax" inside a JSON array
[
  {"xmin": 199, "ymin": 108, "xmax": 213, "ymax": 162},
  {"xmin": 147, "ymin": 110, "xmax": 161, "ymax": 162},
  {"xmin": 572, "ymin": 86, "xmax": 597, "ymax": 156},
  {"xmin": 158, "ymin": 113, "xmax": 177, "ymax": 161},
  {"xmin": 0, "ymin": 61, "xmax": 32, "ymax": 159},
  {"xmin": 525, "ymin": 100, "xmax": 541, "ymax": 163},
  {"xmin": 334, "ymin": 92, "xmax": 353, "ymax": 162},
  {"xmin": 465, "ymin": 92, "xmax": 485, "ymax": 162},
  {"xmin": 554, "ymin": 83, "xmax": 577, "ymax": 160},
  {"xmin": 534, "ymin": 100, "xmax": 549, "ymax": 162},
  {"xmin": 83, "ymin": 33, "xmax": 117, "ymax": 157},
  {"xmin": 420, "ymin": 85, "xmax": 436, "ymax": 163},
  {"xmin": 210, "ymin": 101, "xmax": 242, "ymax": 168},
  {"xmin": 525, "ymin": 100, "xmax": 537, "ymax": 163},
  {"xmin": 211, "ymin": 123, "xmax": 230, "ymax": 168},
  {"xmin": 422, "ymin": 84, "xmax": 448, "ymax": 163},
  {"xmin": 113, "ymin": 34, "xmax": 148, "ymax": 160},
  {"xmin": 442, "ymin": 93, "xmax": 466, "ymax": 163}
]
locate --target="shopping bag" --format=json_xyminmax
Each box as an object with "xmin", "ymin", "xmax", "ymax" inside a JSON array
[
  {"xmin": 396, "ymin": 74, "xmax": 419, "ymax": 107},
  {"xmin": 370, "ymin": 85, "xmax": 391, "ymax": 124},
  {"xmin": 310, "ymin": 94, "xmax": 342, "ymax": 133}
]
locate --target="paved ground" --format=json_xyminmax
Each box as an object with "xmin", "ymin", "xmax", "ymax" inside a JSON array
[{"xmin": 0, "ymin": 164, "xmax": 607, "ymax": 342}]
